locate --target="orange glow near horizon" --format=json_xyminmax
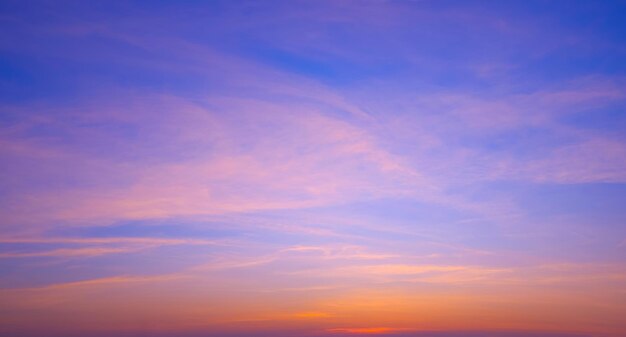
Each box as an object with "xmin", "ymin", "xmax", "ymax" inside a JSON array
[{"xmin": 327, "ymin": 327, "xmax": 408, "ymax": 334}]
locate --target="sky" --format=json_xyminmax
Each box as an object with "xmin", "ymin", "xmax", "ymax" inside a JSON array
[{"xmin": 0, "ymin": 1, "xmax": 625, "ymax": 336}]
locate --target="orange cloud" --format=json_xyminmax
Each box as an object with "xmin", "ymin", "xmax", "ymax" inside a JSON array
[
  {"xmin": 327, "ymin": 327, "xmax": 407, "ymax": 334},
  {"xmin": 293, "ymin": 311, "xmax": 331, "ymax": 319}
]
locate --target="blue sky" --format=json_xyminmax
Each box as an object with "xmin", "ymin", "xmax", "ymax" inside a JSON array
[{"xmin": 1, "ymin": 1, "xmax": 626, "ymax": 336}]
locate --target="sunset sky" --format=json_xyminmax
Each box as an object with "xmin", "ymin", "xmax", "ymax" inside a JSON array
[{"xmin": 1, "ymin": 1, "xmax": 626, "ymax": 336}]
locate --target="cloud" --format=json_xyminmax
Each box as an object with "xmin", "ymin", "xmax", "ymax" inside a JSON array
[
  {"xmin": 327, "ymin": 327, "xmax": 408, "ymax": 334},
  {"xmin": 293, "ymin": 311, "xmax": 331, "ymax": 319},
  {"xmin": 0, "ymin": 236, "xmax": 230, "ymax": 260},
  {"xmin": 1, "ymin": 91, "xmax": 433, "ymax": 235},
  {"xmin": 0, "ymin": 247, "xmax": 138, "ymax": 258},
  {"xmin": 37, "ymin": 274, "xmax": 185, "ymax": 291}
]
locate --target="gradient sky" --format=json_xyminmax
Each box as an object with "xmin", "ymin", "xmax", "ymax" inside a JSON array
[{"xmin": 1, "ymin": 1, "xmax": 626, "ymax": 337}]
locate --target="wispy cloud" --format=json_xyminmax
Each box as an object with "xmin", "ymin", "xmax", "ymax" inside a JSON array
[
  {"xmin": 327, "ymin": 327, "xmax": 409, "ymax": 334},
  {"xmin": 0, "ymin": 236, "xmax": 230, "ymax": 259}
]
